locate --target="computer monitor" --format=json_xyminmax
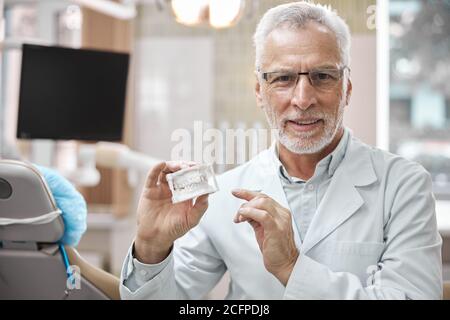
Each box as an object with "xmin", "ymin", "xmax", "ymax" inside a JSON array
[{"xmin": 17, "ymin": 44, "xmax": 130, "ymax": 142}]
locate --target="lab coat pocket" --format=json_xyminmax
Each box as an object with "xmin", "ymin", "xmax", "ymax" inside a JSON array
[{"xmin": 320, "ymin": 241, "xmax": 385, "ymax": 282}]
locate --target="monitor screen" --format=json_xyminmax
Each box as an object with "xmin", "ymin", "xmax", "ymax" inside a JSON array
[{"xmin": 17, "ymin": 44, "xmax": 130, "ymax": 141}]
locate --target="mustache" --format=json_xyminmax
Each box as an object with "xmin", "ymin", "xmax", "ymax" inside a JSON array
[{"xmin": 281, "ymin": 111, "xmax": 328, "ymax": 123}]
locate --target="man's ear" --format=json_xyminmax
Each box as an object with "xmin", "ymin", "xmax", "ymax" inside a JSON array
[
  {"xmin": 345, "ymin": 77, "xmax": 352, "ymax": 106},
  {"xmin": 255, "ymin": 73, "xmax": 263, "ymax": 109}
]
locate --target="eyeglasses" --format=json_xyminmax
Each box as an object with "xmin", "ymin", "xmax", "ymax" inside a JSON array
[{"xmin": 260, "ymin": 66, "xmax": 349, "ymax": 93}]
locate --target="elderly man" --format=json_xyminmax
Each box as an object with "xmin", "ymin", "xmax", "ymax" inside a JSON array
[{"xmin": 120, "ymin": 2, "xmax": 442, "ymax": 299}]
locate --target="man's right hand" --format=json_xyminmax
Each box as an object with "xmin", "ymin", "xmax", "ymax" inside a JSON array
[{"xmin": 134, "ymin": 161, "xmax": 209, "ymax": 264}]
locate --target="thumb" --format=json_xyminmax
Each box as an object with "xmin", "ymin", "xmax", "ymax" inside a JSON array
[
  {"xmin": 231, "ymin": 188, "xmax": 262, "ymax": 201},
  {"xmin": 190, "ymin": 194, "xmax": 209, "ymax": 223}
]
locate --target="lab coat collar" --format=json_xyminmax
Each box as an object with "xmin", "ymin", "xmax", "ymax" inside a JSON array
[
  {"xmin": 250, "ymin": 130, "xmax": 378, "ymax": 254},
  {"xmin": 273, "ymin": 127, "xmax": 351, "ymax": 183}
]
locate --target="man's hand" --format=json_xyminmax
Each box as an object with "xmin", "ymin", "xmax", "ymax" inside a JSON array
[
  {"xmin": 134, "ymin": 161, "xmax": 209, "ymax": 264},
  {"xmin": 232, "ymin": 189, "xmax": 299, "ymax": 286}
]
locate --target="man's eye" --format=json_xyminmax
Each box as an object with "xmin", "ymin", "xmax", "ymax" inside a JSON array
[
  {"xmin": 316, "ymin": 72, "xmax": 332, "ymax": 80},
  {"xmin": 272, "ymin": 74, "xmax": 294, "ymax": 83}
]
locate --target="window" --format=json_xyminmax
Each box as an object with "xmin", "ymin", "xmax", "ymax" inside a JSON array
[{"xmin": 389, "ymin": 0, "xmax": 450, "ymax": 200}]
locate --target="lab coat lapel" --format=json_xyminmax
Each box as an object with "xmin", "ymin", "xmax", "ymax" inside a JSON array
[
  {"xmin": 300, "ymin": 137, "xmax": 378, "ymax": 254},
  {"xmin": 300, "ymin": 170, "xmax": 363, "ymax": 254}
]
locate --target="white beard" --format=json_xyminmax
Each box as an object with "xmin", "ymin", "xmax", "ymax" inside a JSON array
[{"xmin": 263, "ymin": 90, "xmax": 347, "ymax": 155}]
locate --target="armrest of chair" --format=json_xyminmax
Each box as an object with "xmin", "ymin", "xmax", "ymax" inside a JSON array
[{"xmin": 65, "ymin": 246, "xmax": 121, "ymax": 300}]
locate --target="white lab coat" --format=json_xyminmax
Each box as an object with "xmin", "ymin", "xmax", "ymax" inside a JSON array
[{"xmin": 120, "ymin": 134, "xmax": 443, "ymax": 300}]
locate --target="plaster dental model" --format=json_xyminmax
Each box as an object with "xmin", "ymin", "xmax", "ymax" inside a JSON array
[{"xmin": 166, "ymin": 164, "xmax": 219, "ymax": 203}]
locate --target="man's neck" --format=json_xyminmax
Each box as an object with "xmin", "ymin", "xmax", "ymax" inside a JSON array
[{"xmin": 277, "ymin": 127, "xmax": 345, "ymax": 181}]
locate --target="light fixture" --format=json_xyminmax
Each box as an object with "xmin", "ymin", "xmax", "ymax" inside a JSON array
[
  {"xmin": 171, "ymin": 0, "xmax": 245, "ymax": 29},
  {"xmin": 209, "ymin": 0, "xmax": 244, "ymax": 28},
  {"xmin": 171, "ymin": 0, "xmax": 209, "ymax": 26}
]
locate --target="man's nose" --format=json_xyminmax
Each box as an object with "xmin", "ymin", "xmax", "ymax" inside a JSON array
[{"xmin": 290, "ymin": 75, "xmax": 318, "ymax": 110}]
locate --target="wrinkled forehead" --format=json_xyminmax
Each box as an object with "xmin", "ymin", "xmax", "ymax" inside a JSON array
[{"xmin": 260, "ymin": 21, "xmax": 341, "ymax": 70}]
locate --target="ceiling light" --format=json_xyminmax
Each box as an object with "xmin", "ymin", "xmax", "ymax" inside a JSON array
[
  {"xmin": 171, "ymin": 0, "xmax": 209, "ymax": 26},
  {"xmin": 209, "ymin": 0, "xmax": 244, "ymax": 28}
]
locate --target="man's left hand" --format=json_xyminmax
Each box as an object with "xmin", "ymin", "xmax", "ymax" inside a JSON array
[{"xmin": 232, "ymin": 189, "xmax": 299, "ymax": 286}]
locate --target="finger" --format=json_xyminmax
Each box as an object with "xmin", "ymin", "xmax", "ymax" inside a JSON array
[
  {"xmin": 247, "ymin": 196, "xmax": 276, "ymax": 214},
  {"xmin": 190, "ymin": 194, "xmax": 209, "ymax": 224},
  {"xmin": 231, "ymin": 188, "xmax": 263, "ymax": 201},
  {"xmin": 165, "ymin": 161, "xmax": 197, "ymax": 171},
  {"xmin": 184, "ymin": 161, "xmax": 197, "ymax": 168},
  {"xmin": 236, "ymin": 217, "xmax": 261, "ymax": 232},
  {"xmin": 234, "ymin": 214, "xmax": 260, "ymax": 228},
  {"xmin": 160, "ymin": 161, "xmax": 189, "ymax": 183},
  {"xmin": 234, "ymin": 207, "xmax": 273, "ymax": 229},
  {"xmin": 234, "ymin": 190, "xmax": 276, "ymax": 214},
  {"xmin": 248, "ymin": 219, "xmax": 260, "ymax": 229},
  {"xmin": 146, "ymin": 162, "xmax": 166, "ymax": 188},
  {"xmin": 173, "ymin": 197, "xmax": 194, "ymax": 210}
]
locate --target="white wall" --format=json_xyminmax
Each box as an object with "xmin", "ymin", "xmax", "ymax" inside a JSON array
[
  {"xmin": 344, "ymin": 34, "xmax": 377, "ymax": 146},
  {"xmin": 134, "ymin": 37, "xmax": 214, "ymax": 160}
]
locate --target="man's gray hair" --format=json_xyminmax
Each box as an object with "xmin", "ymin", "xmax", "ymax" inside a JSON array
[{"xmin": 253, "ymin": 1, "xmax": 351, "ymax": 69}]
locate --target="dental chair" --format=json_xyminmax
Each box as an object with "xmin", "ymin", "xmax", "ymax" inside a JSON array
[{"xmin": 0, "ymin": 160, "xmax": 120, "ymax": 299}]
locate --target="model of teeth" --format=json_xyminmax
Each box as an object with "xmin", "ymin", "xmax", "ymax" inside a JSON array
[{"xmin": 166, "ymin": 164, "xmax": 219, "ymax": 203}]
